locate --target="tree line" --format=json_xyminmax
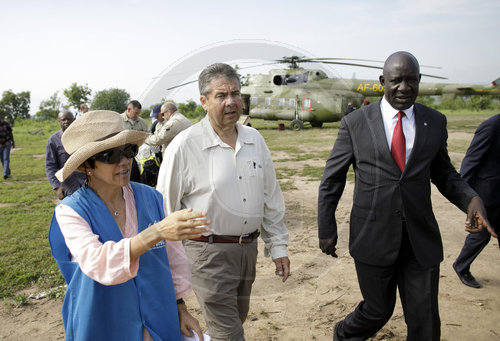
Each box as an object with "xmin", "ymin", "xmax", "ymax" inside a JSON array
[{"xmin": 0, "ymin": 83, "xmax": 207, "ymax": 124}]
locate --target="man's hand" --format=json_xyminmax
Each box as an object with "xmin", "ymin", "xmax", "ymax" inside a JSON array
[
  {"xmin": 466, "ymin": 196, "xmax": 497, "ymax": 238},
  {"xmin": 319, "ymin": 237, "xmax": 338, "ymax": 257},
  {"xmin": 177, "ymin": 302, "xmax": 204, "ymax": 340},
  {"xmin": 273, "ymin": 256, "xmax": 290, "ymax": 282},
  {"xmin": 55, "ymin": 187, "xmax": 65, "ymax": 200}
]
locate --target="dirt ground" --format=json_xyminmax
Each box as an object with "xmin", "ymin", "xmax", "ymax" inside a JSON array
[{"xmin": 1, "ymin": 153, "xmax": 499, "ymax": 340}]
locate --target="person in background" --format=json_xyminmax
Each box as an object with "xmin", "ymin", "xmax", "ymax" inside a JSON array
[
  {"xmin": 49, "ymin": 110, "xmax": 209, "ymax": 340},
  {"xmin": 122, "ymin": 100, "xmax": 148, "ymax": 132},
  {"xmin": 453, "ymin": 114, "xmax": 500, "ymax": 288},
  {"xmin": 145, "ymin": 102, "xmax": 191, "ymax": 159},
  {"xmin": 0, "ymin": 116, "xmax": 14, "ymax": 180},
  {"xmin": 120, "ymin": 100, "xmax": 148, "ymax": 182},
  {"xmin": 157, "ymin": 63, "xmax": 290, "ymax": 341},
  {"xmin": 150, "ymin": 104, "xmax": 162, "ymax": 133},
  {"xmin": 318, "ymin": 51, "xmax": 495, "ymax": 341},
  {"xmin": 149, "ymin": 104, "xmax": 163, "ymax": 162},
  {"xmin": 345, "ymin": 101, "xmax": 355, "ymax": 115},
  {"xmin": 74, "ymin": 103, "xmax": 88, "ymax": 119},
  {"xmin": 45, "ymin": 110, "xmax": 86, "ymax": 199}
]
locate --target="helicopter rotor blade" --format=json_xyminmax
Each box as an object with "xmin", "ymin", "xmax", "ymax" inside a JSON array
[
  {"xmin": 303, "ymin": 58, "xmax": 441, "ymax": 69},
  {"xmin": 315, "ymin": 61, "xmax": 384, "ymax": 70},
  {"xmin": 311, "ymin": 58, "xmax": 441, "ymax": 69},
  {"xmin": 315, "ymin": 61, "xmax": 447, "ymax": 79},
  {"xmin": 237, "ymin": 62, "xmax": 279, "ymax": 70},
  {"xmin": 279, "ymin": 57, "xmax": 441, "ymax": 70},
  {"xmin": 166, "ymin": 62, "xmax": 279, "ymax": 91},
  {"xmin": 166, "ymin": 56, "xmax": 446, "ymax": 91},
  {"xmin": 419, "ymin": 73, "xmax": 448, "ymax": 80},
  {"xmin": 167, "ymin": 79, "xmax": 198, "ymax": 91},
  {"xmin": 302, "ymin": 57, "xmax": 386, "ymax": 64}
]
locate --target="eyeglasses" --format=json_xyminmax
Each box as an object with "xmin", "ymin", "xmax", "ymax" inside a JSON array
[
  {"xmin": 160, "ymin": 111, "xmax": 167, "ymax": 117},
  {"xmin": 91, "ymin": 144, "xmax": 138, "ymax": 164}
]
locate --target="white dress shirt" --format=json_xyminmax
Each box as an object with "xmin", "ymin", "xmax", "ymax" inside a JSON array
[
  {"xmin": 380, "ymin": 96, "xmax": 416, "ymax": 165},
  {"xmin": 156, "ymin": 115, "xmax": 289, "ymax": 260}
]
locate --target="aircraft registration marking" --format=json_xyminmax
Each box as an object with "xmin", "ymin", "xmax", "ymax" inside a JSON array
[{"xmin": 356, "ymin": 83, "xmax": 384, "ymax": 93}]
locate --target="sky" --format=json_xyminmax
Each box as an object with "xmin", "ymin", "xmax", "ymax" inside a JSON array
[{"xmin": 1, "ymin": 0, "xmax": 499, "ymax": 115}]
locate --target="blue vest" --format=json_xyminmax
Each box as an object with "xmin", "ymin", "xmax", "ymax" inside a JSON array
[{"xmin": 49, "ymin": 182, "xmax": 181, "ymax": 341}]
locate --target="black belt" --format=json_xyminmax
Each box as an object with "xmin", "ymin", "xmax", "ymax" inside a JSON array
[{"xmin": 191, "ymin": 230, "xmax": 260, "ymax": 244}]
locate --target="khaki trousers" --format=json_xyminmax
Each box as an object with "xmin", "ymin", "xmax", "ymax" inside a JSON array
[{"xmin": 184, "ymin": 239, "xmax": 258, "ymax": 341}]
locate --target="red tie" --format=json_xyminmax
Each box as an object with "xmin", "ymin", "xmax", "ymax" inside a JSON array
[{"xmin": 391, "ymin": 111, "xmax": 406, "ymax": 172}]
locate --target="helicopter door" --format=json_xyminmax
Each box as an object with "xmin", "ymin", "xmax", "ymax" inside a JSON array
[
  {"xmin": 241, "ymin": 94, "xmax": 250, "ymax": 115},
  {"xmin": 297, "ymin": 94, "xmax": 313, "ymax": 121}
]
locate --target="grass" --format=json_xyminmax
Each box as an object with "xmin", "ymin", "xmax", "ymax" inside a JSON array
[
  {"xmin": 0, "ymin": 111, "xmax": 496, "ymax": 299},
  {"xmin": 0, "ymin": 120, "xmax": 64, "ymax": 298},
  {"xmin": 299, "ymin": 165, "xmax": 325, "ymax": 181}
]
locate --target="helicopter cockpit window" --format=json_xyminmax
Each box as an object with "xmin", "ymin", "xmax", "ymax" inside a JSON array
[{"xmin": 273, "ymin": 72, "xmax": 309, "ymax": 86}]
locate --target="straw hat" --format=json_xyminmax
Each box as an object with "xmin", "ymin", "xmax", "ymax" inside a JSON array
[{"xmin": 55, "ymin": 110, "xmax": 149, "ymax": 182}]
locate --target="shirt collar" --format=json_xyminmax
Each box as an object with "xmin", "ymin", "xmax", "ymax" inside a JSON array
[
  {"xmin": 122, "ymin": 113, "xmax": 137, "ymax": 124},
  {"xmin": 200, "ymin": 114, "xmax": 255, "ymax": 150},
  {"xmin": 381, "ymin": 96, "xmax": 415, "ymax": 121}
]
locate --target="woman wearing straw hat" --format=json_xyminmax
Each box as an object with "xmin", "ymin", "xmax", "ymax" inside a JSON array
[{"xmin": 48, "ymin": 110, "xmax": 209, "ymax": 340}]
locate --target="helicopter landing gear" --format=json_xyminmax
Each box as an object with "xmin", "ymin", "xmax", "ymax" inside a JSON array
[
  {"xmin": 290, "ymin": 119, "xmax": 304, "ymax": 131},
  {"xmin": 310, "ymin": 121, "xmax": 323, "ymax": 128}
]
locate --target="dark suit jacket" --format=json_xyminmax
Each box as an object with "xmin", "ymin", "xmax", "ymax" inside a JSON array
[
  {"xmin": 318, "ymin": 100, "xmax": 477, "ymax": 268},
  {"xmin": 460, "ymin": 114, "xmax": 500, "ymax": 208}
]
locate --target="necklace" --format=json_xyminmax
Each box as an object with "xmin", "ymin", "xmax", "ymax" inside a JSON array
[
  {"xmin": 90, "ymin": 186, "xmax": 124, "ymax": 219},
  {"xmin": 104, "ymin": 196, "xmax": 123, "ymax": 219},
  {"xmin": 105, "ymin": 201, "xmax": 119, "ymax": 217}
]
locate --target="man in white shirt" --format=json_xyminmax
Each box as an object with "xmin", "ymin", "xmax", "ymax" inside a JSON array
[
  {"xmin": 145, "ymin": 102, "xmax": 191, "ymax": 158},
  {"xmin": 157, "ymin": 63, "xmax": 290, "ymax": 341}
]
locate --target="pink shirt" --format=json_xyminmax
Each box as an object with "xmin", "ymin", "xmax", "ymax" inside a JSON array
[{"xmin": 55, "ymin": 184, "xmax": 192, "ymax": 299}]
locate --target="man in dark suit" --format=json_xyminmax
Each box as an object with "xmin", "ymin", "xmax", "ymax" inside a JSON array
[
  {"xmin": 317, "ymin": 51, "xmax": 496, "ymax": 341},
  {"xmin": 453, "ymin": 114, "xmax": 500, "ymax": 288}
]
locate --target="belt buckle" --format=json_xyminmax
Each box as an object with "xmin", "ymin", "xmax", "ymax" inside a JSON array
[{"xmin": 239, "ymin": 233, "xmax": 250, "ymax": 244}]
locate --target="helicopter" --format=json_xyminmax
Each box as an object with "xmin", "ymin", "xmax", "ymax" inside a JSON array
[{"xmin": 238, "ymin": 56, "xmax": 500, "ymax": 130}]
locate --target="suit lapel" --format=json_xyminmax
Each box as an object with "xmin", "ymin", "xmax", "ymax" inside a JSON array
[
  {"xmin": 405, "ymin": 104, "xmax": 429, "ymax": 173},
  {"xmin": 365, "ymin": 102, "xmax": 398, "ymax": 171}
]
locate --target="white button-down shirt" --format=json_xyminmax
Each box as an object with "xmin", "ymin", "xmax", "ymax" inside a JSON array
[
  {"xmin": 156, "ymin": 115, "xmax": 289, "ymax": 260},
  {"xmin": 380, "ymin": 96, "xmax": 416, "ymax": 165}
]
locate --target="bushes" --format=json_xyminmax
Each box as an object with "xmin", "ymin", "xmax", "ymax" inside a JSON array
[{"xmin": 417, "ymin": 95, "xmax": 500, "ymax": 112}]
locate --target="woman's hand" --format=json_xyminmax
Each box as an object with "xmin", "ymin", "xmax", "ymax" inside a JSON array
[
  {"xmin": 178, "ymin": 302, "xmax": 204, "ymax": 340},
  {"xmin": 131, "ymin": 209, "xmax": 210, "ymax": 261},
  {"xmin": 155, "ymin": 209, "xmax": 211, "ymax": 241}
]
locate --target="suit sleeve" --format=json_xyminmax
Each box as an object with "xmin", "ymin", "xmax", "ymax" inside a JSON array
[
  {"xmin": 459, "ymin": 120, "xmax": 492, "ymax": 183},
  {"xmin": 430, "ymin": 115, "xmax": 477, "ymax": 212},
  {"xmin": 45, "ymin": 136, "xmax": 62, "ymax": 190},
  {"xmin": 318, "ymin": 117, "xmax": 355, "ymax": 239}
]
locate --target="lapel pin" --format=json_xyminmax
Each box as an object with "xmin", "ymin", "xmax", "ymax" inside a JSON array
[{"xmin": 424, "ymin": 122, "xmax": 428, "ymax": 126}]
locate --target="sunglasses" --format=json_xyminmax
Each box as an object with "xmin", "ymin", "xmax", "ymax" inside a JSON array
[{"xmin": 91, "ymin": 144, "xmax": 138, "ymax": 164}]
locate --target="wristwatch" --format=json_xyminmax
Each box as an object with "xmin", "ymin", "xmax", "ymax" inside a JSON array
[{"xmin": 176, "ymin": 298, "xmax": 185, "ymax": 305}]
